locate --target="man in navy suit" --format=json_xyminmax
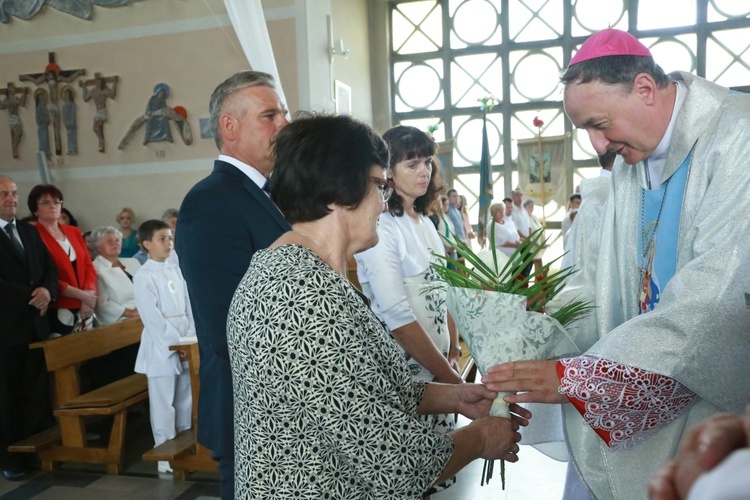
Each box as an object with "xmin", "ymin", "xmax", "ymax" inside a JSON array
[
  {"xmin": 0, "ymin": 176, "xmax": 58, "ymax": 481},
  {"xmin": 176, "ymin": 71, "xmax": 290, "ymax": 499}
]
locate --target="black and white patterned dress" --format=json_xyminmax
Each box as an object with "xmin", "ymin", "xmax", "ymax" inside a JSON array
[{"xmin": 227, "ymin": 245, "xmax": 454, "ymax": 499}]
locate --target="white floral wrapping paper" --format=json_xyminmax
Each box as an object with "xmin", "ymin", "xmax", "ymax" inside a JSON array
[{"xmin": 447, "ymin": 286, "xmax": 581, "ymax": 457}]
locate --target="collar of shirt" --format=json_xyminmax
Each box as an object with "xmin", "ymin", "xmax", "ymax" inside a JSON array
[
  {"xmin": 218, "ymin": 154, "xmax": 267, "ymax": 191},
  {"xmin": 0, "ymin": 218, "xmax": 15, "ymax": 231},
  {"xmin": 644, "ymin": 80, "xmax": 688, "ymax": 189},
  {"xmin": 95, "ymin": 255, "xmax": 114, "ymax": 269}
]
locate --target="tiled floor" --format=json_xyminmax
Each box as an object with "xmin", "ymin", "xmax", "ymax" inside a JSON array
[
  {"xmin": 433, "ymin": 416, "xmax": 567, "ymax": 500},
  {"xmin": 0, "ymin": 404, "xmax": 221, "ymax": 500},
  {"xmin": 1, "ymin": 411, "xmax": 566, "ymax": 499}
]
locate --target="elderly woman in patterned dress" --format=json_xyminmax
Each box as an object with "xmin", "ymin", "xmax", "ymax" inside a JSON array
[{"xmin": 226, "ymin": 114, "xmax": 529, "ymax": 499}]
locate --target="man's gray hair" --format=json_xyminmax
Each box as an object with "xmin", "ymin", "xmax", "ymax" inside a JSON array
[
  {"xmin": 161, "ymin": 208, "xmax": 179, "ymax": 222},
  {"xmin": 90, "ymin": 225, "xmax": 122, "ymax": 250},
  {"xmin": 209, "ymin": 71, "xmax": 276, "ymax": 150}
]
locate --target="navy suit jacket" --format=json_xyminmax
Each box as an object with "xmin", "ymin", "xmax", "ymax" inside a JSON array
[
  {"xmin": 0, "ymin": 220, "xmax": 58, "ymax": 346},
  {"xmin": 176, "ymin": 160, "xmax": 290, "ymax": 455}
]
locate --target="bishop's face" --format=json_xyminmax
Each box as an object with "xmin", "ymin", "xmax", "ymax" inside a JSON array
[{"xmin": 563, "ymin": 79, "xmax": 659, "ymax": 165}]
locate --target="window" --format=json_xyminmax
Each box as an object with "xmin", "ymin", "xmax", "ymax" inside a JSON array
[{"xmin": 389, "ymin": 0, "xmax": 750, "ymax": 258}]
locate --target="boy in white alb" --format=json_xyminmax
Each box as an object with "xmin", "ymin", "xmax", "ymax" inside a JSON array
[{"xmin": 133, "ymin": 219, "xmax": 194, "ymax": 474}]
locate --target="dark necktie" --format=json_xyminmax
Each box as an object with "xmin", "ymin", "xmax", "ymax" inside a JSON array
[
  {"xmin": 262, "ymin": 179, "xmax": 271, "ymax": 194},
  {"xmin": 5, "ymin": 222, "xmax": 25, "ymax": 259}
]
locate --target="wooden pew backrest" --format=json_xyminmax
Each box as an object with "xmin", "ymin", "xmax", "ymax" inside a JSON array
[{"xmin": 31, "ymin": 317, "xmax": 143, "ymax": 371}]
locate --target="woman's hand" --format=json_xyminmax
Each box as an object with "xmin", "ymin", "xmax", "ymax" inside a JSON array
[
  {"xmin": 454, "ymin": 383, "xmax": 534, "ymax": 424},
  {"xmin": 437, "ymin": 368, "xmax": 463, "ymax": 385},
  {"xmin": 80, "ymin": 301, "xmax": 94, "ymax": 320},
  {"xmin": 468, "ymin": 416, "xmax": 523, "ymax": 461},
  {"xmin": 482, "ymin": 360, "xmax": 568, "ymax": 404},
  {"xmin": 80, "ymin": 289, "xmax": 97, "ymax": 308},
  {"xmin": 64, "ymin": 287, "xmax": 97, "ymax": 308},
  {"xmin": 453, "ymin": 383, "xmax": 495, "ymax": 419},
  {"xmin": 436, "ymin": 412, "xmax": 524, "ymax": 485},
  {"xmin": 449, "ymin": 353, "xmax": 461, "ymax": 374}
]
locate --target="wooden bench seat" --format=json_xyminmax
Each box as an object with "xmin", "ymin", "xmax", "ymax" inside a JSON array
[
  {"xmin": 141, "ymin": 340, "xmax": 217, "ymax": 479},
  {"xmin": 7, "ymin": 426, "xmax": 62, "ymax": 467},
  {"xmin": 58, "ymin": 374, "xmax": 148, "ymax": 410},
  {"xmin": 142, "ymin": 429, "xmax": 195, "ymax": 462},
  {"xmin": 10, "ymin": 318, "xmax": 147, "ymax": 474}
]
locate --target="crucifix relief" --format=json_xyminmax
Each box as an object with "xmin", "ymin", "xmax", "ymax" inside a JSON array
[
  {"xmin": 0, "ymin": 82, "xmax": 29, "ymax": 159},
  {"xmin": 80, "ymin": 72, "xmax": 119, "ymax": 152},
  {"xmin": 19, "ymin": 52, "xmax": 85, "ymax": 157}
]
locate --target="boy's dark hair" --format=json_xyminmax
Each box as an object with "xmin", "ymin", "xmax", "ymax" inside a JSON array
[
  {"xmin": 502, "ymin": 197, "xmax": 512, "ymax": 204},
  {"xmin": 137, "ymin": 219, "xmax": 170, "ymax": 246},
  {"xmin": 570, "ymin": 193, "xmax": 582, "ymax": 203}
]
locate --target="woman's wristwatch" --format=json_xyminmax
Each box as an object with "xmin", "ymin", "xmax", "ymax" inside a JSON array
[{"xmin": 449, "ymin": 344, "xmax": 463, "ymax": 355}]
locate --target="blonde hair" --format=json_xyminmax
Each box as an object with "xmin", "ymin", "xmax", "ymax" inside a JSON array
[
  {"xmin": 458, "ymin": 195, "xmax": 469, "ymax": 214},
  {"xmin": 116, "ymin": 207, "xmax": 135, "ymax": 222},
  {"xmin": 490, "ymin": 203, "xmax": 504, "ymax": 220}
]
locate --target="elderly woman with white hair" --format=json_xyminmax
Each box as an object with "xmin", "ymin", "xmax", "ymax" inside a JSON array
[
  {"xmin": 88, "ymin": 225, "xmax": 142, "ymax": 390},
  {"xmin": 91, "ymin": 226, "xmax": 140, "ymax": 324}
]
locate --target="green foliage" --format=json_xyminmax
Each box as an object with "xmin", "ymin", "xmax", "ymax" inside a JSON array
[{"xmin": 431, "ymin": 225, "xmax": 594, "ymax": 327}]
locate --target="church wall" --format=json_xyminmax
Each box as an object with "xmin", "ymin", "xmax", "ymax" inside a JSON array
[{"xmin": 0, "ymin": 0, "xmax": 375, "ymax": 233}]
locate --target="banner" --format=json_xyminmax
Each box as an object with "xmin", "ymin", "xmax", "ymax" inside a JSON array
[
  {"xmin": 516, "ymin": 135, "xmax": 567, "ymax": 206},
  {"xmin": 477, "ymin": 111, "xmax": 493, "ymax": 244}
]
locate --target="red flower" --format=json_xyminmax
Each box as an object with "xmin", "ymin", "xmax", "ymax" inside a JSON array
[{"xmin": 533, "ymin": 116, "xmax": 544, "ymax": 128}]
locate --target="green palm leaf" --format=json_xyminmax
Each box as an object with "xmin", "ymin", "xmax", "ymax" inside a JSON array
[{"xmin": 430, "ymin": 226, "xmax": 594, "ymax": 327}]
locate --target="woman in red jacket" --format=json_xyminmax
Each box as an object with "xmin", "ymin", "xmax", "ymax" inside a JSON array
[{"xmin": 29, "ymin": 184, "xmax": 97, "ymax": 335}]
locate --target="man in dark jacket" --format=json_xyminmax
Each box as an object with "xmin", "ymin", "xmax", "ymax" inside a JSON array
[{"xmin": 0, "ymin": 176, "xmax": 58, "ymax": 481}]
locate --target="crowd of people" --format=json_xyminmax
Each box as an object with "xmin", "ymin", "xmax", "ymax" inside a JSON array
[
  {"xmin": 2, "ymin": 26, "xmax": 750, "ymax": 500},
  {"xmin": 0, "ymin": 180, "xmax": 192, "ymax": 480}
]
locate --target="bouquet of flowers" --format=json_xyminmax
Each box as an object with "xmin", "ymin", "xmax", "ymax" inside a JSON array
[{"xmin": 431, "ymin": 226, "xmax": 593, "ymax": 486}]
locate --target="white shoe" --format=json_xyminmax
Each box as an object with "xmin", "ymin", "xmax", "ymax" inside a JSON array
[{"xmin": 158, "ymin": 461, "xmax": 173, "ymax": 473}]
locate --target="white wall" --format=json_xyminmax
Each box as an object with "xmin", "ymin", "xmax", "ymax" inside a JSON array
[{"xmin": 0, "ymin": 0, "xmax": 375, "ymax": 232}]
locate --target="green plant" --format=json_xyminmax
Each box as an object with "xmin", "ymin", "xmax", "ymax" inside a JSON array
[
  {"xmin": 430, "ymin": 224, "xmax": 593, "ymax": 488},
  {"xmin": 431, "ymin": 225, "xmax": 594, "ymax": 327}
]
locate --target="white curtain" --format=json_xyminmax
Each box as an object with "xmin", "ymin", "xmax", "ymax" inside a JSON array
[{"xmin": 223, "ymin": 0, "xmax": 288, "ymax": 106}]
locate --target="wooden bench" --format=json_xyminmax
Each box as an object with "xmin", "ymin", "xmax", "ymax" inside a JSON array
[
  {"xmin": 9, "ymin": 318, "xmax": 147, "ymax": 474},
  {"xmin": 142, "ymin": 339, "xmax": 217, "ymax": 479}
]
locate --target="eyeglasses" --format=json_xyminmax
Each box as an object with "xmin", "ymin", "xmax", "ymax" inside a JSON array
[
  {"xmin": 38, "ymin": 200, "xmax": 63, "ymax": 207},
  {"xmin": 371, "ymin": 177, "xmax": 395, "ymax": 203}
]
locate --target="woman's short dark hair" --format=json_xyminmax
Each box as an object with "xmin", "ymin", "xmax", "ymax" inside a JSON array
[
  {"xmin": 382, "ymin": 125, "xmax": 442, "ymax": 217},
  {"xmin": 27, "ymin": 184, "xmax": 63, "ymax": 214},
  {"xmin": 270, "ymin": 113, "xmax": 389, "ymax": 224},
  {"xmin": 560, "ymin": 55, "xmax": 670, "ymax": 91}
]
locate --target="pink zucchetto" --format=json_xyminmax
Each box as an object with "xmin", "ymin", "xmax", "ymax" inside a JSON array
[{"xmin": 569, "ymin": 28, "xmax": 652, "ymax": 66}]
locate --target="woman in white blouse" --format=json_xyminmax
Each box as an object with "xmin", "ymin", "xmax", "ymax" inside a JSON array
[
  {"xmin": 489, "ymin": 202, "xmax": 521, "ymax": 258},
  {"xmin": 355, "ymin": 125, "xmax": 462, "ymax": 497},
  {"xmin": 91, "ymin": 226, "xmax": 140, "ymax": 324}
]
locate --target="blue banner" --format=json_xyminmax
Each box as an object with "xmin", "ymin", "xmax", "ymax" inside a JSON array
[{"xmin": 477, "ymin": 108, "xmax": 493, "ymax": 244}]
